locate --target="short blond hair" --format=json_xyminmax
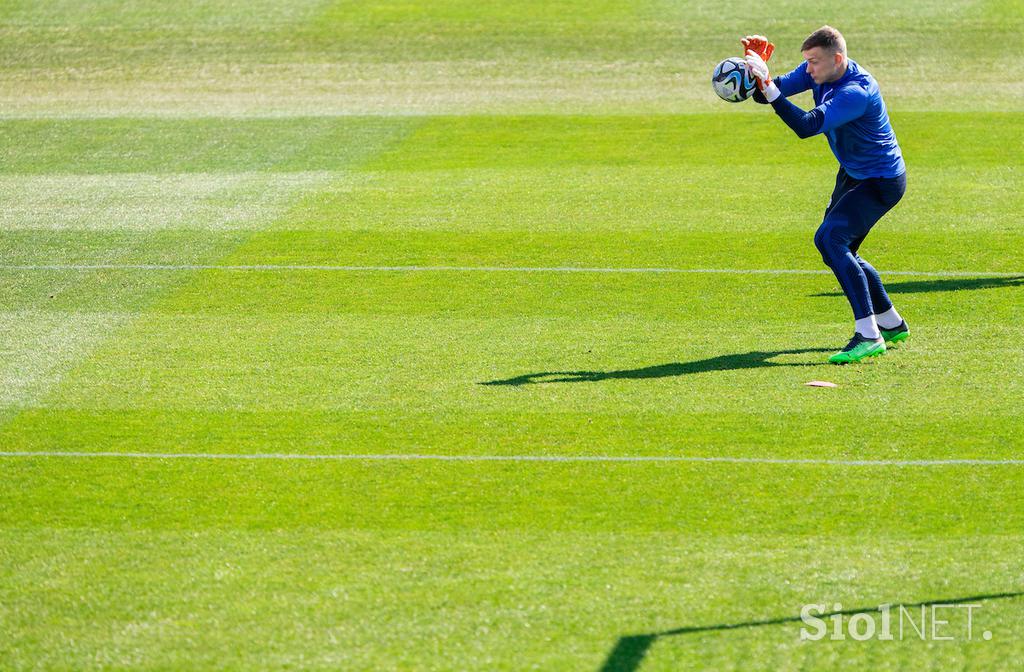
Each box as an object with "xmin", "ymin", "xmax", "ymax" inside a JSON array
[{"xmin": 801, "ymin": 26, "xmax": 847, "ymax": 55}]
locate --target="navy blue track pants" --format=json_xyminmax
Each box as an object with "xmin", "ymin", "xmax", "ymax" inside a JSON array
[{"xmin": 814, "ymin": 168, "xmax": 907, "ymax": 320}]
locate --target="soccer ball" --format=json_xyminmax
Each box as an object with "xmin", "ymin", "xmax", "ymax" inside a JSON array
[{"xmin": 712, "ymin": 57, "xmax": 757, "ymax": 103}]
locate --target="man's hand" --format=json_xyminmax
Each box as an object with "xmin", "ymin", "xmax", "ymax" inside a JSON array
[
  {"xmin": 741, "ymin": 34, "xmax": 775, "ymax": 62},
  {"xmin": 744, "ymin": 50, "xmax": 772, "ymax": 90},
  {"xmin": 745, "ymin": 50, "xmax": 781, "ymax": 102}
]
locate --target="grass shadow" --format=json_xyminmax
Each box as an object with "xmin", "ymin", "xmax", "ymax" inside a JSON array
[
  {"xmin": 481, "ymin": 348, "xmax": 832, "ymax": 386},
  {"xmin": 812, "ymin": 276, "xmax": 1024, "ymax": 298},
  {"xmin": 598, "ymin": 590, "xmax": 1024, "ymax": 672}
]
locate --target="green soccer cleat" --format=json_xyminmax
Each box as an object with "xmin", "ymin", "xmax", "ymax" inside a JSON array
[
  {"xmin": 828, "ymin": 333, "xmax": 887, "ymax": 364},
  {"xmin": 880, "ymin": 319, "xmax": 909, "ymax": 345}
]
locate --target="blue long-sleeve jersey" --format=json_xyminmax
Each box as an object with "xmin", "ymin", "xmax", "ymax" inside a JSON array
[{"xmin": 755, "ymin": 59, "xmax": 905, "ymax": 179}]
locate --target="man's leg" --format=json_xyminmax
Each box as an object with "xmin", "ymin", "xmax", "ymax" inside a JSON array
[
  {"xmin": 814, "ymin": 171, "xmax": 908, "ymax": 362},
  {"xmin": 814, "ymin": 176, "xmax": 905, "ymax": 363},
  {"xmin": 814, "ymin": 186, "xmax": 880, "ymax": 334},
  {"xmin": 852, "ymin": 249, "xmax": 908, "ymax": 343},
  {"xmin": 849, "ymin": 233, "xmax": 892, "ymax": 315},
  {"xmin": 850, "ymin": 174, "xmax": 909, "ymax": 343},
  {"xmin": 814, "ymin": 213, "xmax": 886, "ymax": 364}
]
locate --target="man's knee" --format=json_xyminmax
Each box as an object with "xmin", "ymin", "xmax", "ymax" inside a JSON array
[
  {"xmin": 814, "ymin": 219, "xmax": 853, "ymax": 267},
  {"xmin": 813, "ymin": 223, "xmax": 835, "ymax": 265}
]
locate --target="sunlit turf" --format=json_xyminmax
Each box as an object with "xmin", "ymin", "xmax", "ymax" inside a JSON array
[
  {"xmin": 2, "ymin": 1, "xmax": 1024, "ymax": 669},
  {"xmin": 2, "ymin": 109, "xmax": 1024, "ymax": 672},
  {"xmin": 1, "ymin": 0, "xmax": 1021, "ymax": 114}
]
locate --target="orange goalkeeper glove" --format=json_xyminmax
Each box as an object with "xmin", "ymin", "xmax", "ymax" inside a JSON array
[{"xmin": 741, "ymin": 34, "xmax": 775, "ymax": 62}]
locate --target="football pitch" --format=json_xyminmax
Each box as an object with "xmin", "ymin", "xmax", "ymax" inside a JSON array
[{"xmin": 2, "ymin": 1, "xmax": 1023, "ymax": 669}]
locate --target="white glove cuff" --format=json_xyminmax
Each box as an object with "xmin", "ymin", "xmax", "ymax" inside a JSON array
[{"xmin": 763, "ymin": 81, "xmax": 781, "ymax": 102}]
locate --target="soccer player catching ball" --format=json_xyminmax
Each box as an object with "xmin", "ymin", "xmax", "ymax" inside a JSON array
[{"xmin": 742, "ymin": 27, "xmax": 909, "ymax": 364}]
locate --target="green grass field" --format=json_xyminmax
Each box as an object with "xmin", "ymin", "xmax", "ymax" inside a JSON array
[{"xmin": 2, "ymin": 1, "xmax": 1023, "ymax": 669}]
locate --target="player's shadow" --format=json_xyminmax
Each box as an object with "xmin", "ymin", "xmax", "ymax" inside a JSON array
[
  {"xmin": 812, "ymin": 275, "xmax": 1024, "ymax": 297},
  {"xmin": 598, "ymin": 590, "xmax": 1024, "ymax": 672},
  {"xmin": 480, "ymin": 348, "xmax": 832, "ymax": 387}
]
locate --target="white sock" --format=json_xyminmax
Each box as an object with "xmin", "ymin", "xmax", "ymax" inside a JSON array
[
  {"xmin": 855, "ymin": 316, "xmax": 881, "ymax": 340},
  {"xmin": 875, "ymin": 306, "xmax": 903, "ymax": 330}
]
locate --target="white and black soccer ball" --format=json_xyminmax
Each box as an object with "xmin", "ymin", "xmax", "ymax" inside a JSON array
[{"xmin": 712, "ymin": 57, "xmax": 757, "ymax": 103}]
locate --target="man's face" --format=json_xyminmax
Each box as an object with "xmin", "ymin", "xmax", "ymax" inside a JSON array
[{"xmin": 802, "ymin": 47, "xmax": 844, "ymax": 84}]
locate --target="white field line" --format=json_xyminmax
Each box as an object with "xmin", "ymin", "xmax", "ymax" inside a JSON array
[
  {"xmin": 2, "ymin": 264, "xmax": 1023, "ymax": 278},
  {"xmin": 0, "ymin": 451, "xmax": 1022, "ymax": 466}
]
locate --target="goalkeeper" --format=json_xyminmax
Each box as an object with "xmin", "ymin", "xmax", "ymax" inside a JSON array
[{"xmin": 742, "ymin": 27, "xmax": 908, "ymax": 364}]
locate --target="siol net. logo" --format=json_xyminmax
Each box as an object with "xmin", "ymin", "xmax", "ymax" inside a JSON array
[{"xmin": 799, "ymin": 602, "xmax": 992, "ymax": 642}]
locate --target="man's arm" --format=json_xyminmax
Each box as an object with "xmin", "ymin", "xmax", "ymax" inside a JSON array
[{"xmin": 770, "ymin": 86, "xmax": 869, "ymax": 139}]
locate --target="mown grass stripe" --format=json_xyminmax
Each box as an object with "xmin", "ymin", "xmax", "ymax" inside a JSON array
[
  {"xmin": 6, "ymin": 264, "xmax": 1024, "ymax": 276},
  {"xmin": 2, "ymin": 263, "xmax": 1022, "ymax": 278},
  {"xmin": 3, "ymin": 451, "xmax": 1023, "ymax": 466}
]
